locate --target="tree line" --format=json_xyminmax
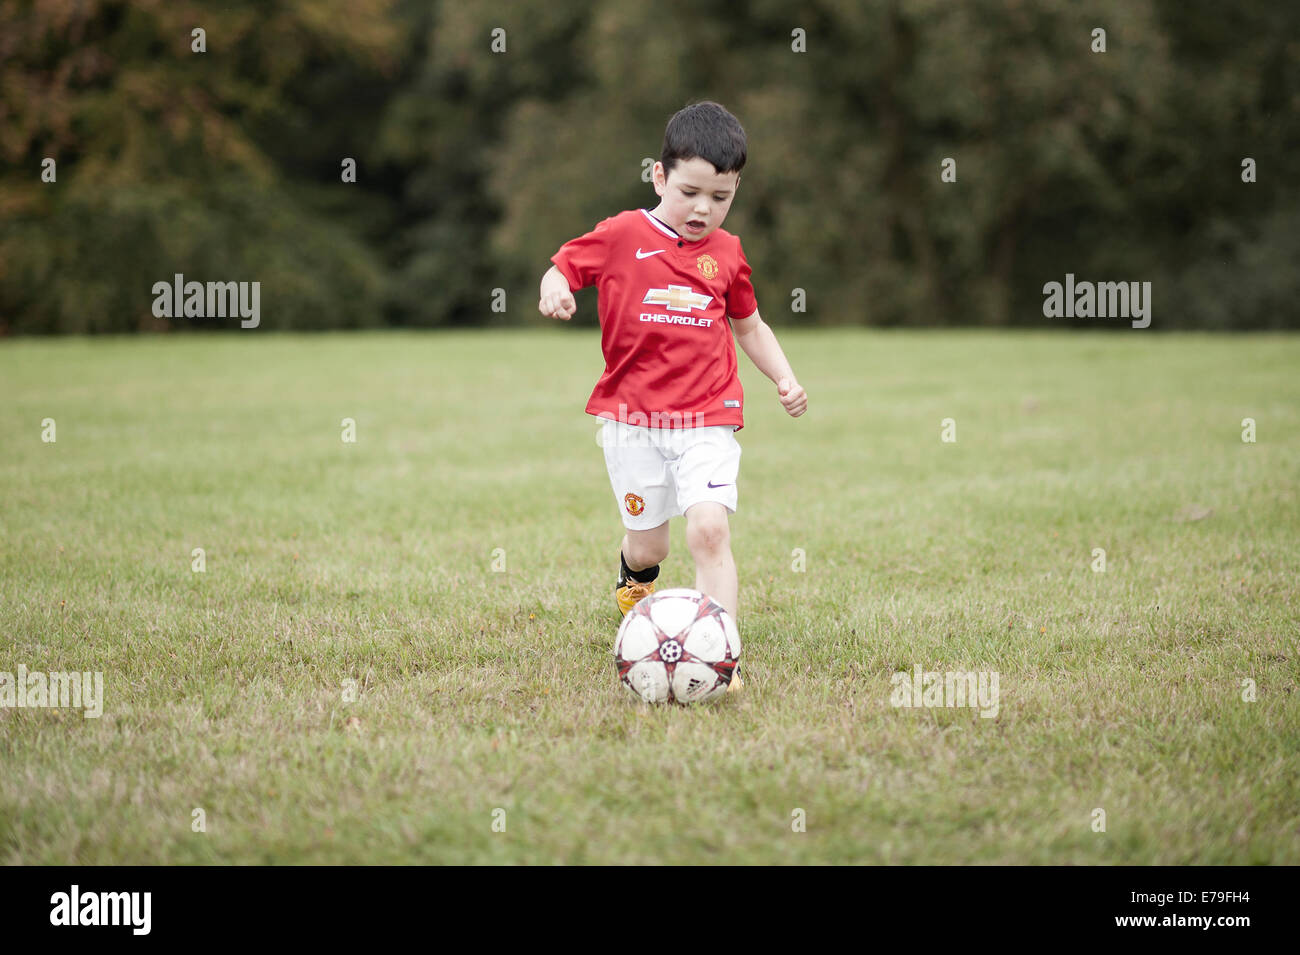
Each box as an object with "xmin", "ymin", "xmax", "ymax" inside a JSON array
[{"xmin": 2, "ymin": 0, "xmax": 1296, "ymax": 334}]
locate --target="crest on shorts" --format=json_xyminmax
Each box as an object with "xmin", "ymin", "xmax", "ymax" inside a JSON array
[
  {"xmin": 696, "ymin": 254, "xmax": 719, "ymax": 280},
  {"xmin": 624, "ymin": 492, "xmax": 645, "ymax": 516}
]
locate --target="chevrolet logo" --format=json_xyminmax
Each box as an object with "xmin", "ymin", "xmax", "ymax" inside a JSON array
[{"xmin": 642, "ymin": 284, "xmax": 713, "ymax": 313}]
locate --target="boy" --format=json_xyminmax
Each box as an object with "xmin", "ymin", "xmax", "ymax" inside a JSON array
[{"xmin": 538, "ymin": 102, "xmax": 807, "ymax": 689}]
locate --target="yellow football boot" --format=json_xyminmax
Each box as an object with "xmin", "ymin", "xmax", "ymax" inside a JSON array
[
  {"xmin": 616, "ymin": 578, "xmax": 656, "ymax": 617},
  {"xmin": 727, "ymin": 665, "xmax": 744, "ymax": 694}
]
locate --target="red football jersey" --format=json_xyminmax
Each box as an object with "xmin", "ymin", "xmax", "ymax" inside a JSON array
[{"xmin": 551, "ymin": 209, "xmax": 759, "ymax": 431}]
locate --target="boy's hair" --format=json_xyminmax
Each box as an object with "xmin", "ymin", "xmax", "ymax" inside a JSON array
[{"xmin": 660, "ymin": 101, "xmax": 747, "ymax": 177}]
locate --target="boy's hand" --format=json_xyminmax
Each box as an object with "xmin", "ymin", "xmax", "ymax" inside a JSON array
[
  {"xmin": 539, "ymin": 289, "xmax": 576, "ymax": 320},
  {"xmin": 777, "ymin": 378, "xmax": 807, "ymax": 417}
]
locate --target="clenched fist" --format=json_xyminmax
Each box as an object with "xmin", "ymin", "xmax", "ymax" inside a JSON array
[
  {"xmin": 539, "ymin": 289, "xmax": 576, "ymax": 320},
  {"xmin": 777, "ymin": 378, "xmax": 808, "ymax": 417}
]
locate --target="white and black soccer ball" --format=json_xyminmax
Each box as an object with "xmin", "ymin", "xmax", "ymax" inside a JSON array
[{"xmin": 614, "ymin": 588, "xmax": 741, "ymax": 704}]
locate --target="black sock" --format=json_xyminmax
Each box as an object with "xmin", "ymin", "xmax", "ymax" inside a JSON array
[{"xmin": 621, "ymin": 550, "xmax": 659, "ymax": 584}]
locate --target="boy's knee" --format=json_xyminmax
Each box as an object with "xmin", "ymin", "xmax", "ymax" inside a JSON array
[{"xmin": 686, "ymin": 508, "xmax": 730, "ymax": 555}]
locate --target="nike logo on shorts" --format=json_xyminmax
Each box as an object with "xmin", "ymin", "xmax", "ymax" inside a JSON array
[
  {"xmin": 635, "ymin": 248, "xmax": 666, "ymax": 259},
  {"xmin": 707, "ymin": 481, "xmax": 732, "ymax": 488}
]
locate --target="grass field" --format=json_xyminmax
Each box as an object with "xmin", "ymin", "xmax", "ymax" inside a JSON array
[{"xmin": 1, "ymin": 329, "xmax": 1298, "ymax": 864}]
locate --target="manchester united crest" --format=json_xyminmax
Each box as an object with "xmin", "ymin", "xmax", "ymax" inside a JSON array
[
  {"xmin": 623, "ymin": 492, "xmax": 645, "ymax": 516},
  {"xmin": 696, "ymin": 254, "xmax": 719, "ymax": 280}
]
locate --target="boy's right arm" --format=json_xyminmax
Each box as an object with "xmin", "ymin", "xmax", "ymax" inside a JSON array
[{"xmin": 538, "ymin": 265, "xmax": 577, "ymax": 320}]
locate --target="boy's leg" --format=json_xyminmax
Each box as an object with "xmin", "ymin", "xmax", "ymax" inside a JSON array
[
  {"xmin": 603, "ymin": 419, "xmax": 675, "ymax": 615},
  {"xmin": 672, "ymin": 427, "xmax": 743, "ymax": 692},
  {"xmin": 616, "ymin": 520, "xmax": 670, "ymax": 616},
  {"xmin": 622, "ymin": 522, "xmax": 670, "ymax": 574},
  {"xmin": 672, "ymin": 425, "xmax": 741, "ymax": 620},
  {"xmin": 684, "ymin": 501, "xmax": 737, "ymax": 621}
]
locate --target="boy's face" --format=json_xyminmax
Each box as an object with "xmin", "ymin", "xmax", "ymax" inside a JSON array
[{"xmin": 650, "ymin": 157, "xmax": 740, "ymax": 242}]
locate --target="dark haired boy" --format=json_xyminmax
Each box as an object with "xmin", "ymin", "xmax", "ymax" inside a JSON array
[{"xmin": 539, "ymin": 102, "xmax": 807, "ymax": 690}]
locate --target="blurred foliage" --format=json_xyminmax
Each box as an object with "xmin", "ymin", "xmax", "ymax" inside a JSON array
[
  {"xmin": 0, "ymin": 0, "xmax": 397, "ymax": 332},
  {"xmin": 1, "ymin": 0, "xmax": 1298, "ymax": 333}
]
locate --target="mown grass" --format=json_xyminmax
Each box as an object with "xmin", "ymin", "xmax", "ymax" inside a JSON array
[{"xmin": 1, "ymin": 329, "xmax": 1297, "ymax": 863}]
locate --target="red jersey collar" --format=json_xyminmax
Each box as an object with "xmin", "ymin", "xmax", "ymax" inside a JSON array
[{"xmin": 640, "ymin": 208, "xmax": 715, "ymax": 249}]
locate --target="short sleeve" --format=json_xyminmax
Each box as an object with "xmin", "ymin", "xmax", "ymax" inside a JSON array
[
  {"xmin": 551, "ymin": 216, "xmax": 617, "ymax": 291},
  {"xmin": 725, "ymin": 238, "xmax": 758, "ymax": 319}
]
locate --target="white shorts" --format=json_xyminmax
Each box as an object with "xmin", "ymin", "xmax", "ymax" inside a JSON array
[{"xmin": 599, "ymin": 419, "xmax": 742, "ymax": 530}]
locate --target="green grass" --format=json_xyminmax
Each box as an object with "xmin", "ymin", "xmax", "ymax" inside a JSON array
[{"xmin": 1, "ymin": 328, "xmax": 1297, "ymax": 864}]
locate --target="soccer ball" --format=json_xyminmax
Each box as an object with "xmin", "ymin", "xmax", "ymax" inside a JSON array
[{"xmin": 614, "ymin": 588, "xmax": 741, "ymax": 704}]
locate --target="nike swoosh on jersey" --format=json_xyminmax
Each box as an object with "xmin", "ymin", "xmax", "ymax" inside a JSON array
[
  {"xmin": 635, "ymin": 248, "xmax": 666, "ymax": 259},
  {"xmin": 707, "ymin": 481, "xmax": 732, "ymax": 488}
]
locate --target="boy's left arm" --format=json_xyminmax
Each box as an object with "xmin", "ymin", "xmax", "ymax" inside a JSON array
[{"xmin": 730, "ymin": 309, "xmax": 807, "ymax": 417}]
